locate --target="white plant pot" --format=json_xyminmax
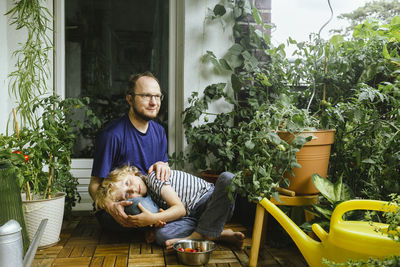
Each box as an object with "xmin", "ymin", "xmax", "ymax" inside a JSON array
[{"xmin": 22, "ymin": 192, "xmax": 66, "ymax": 248}]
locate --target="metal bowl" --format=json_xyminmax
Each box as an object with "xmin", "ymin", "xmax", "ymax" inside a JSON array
[{"xmin": 173, "ymin": 239, "xmax": 217, "ymax": 265}]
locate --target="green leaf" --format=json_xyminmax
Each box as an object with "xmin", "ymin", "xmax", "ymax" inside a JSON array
[
  {"xmin": 245, "ymin": 140, "xmax": 255, "ymax": 150},
  {"xmin": 312, "ymin": 174, "xmax": 336, "ymax": 204},
  {"xmin": 362, "ymin": 158, "xmax": 375, "ymax": 164},
  {"xmin": 251, "ymin": 7, "xmax": 262, "ymax": 25},
  {"xmin": 313, "ymin": 205, "xmax": 333, "ymax": 220}
]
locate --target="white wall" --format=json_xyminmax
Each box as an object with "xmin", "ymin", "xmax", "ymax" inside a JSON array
[
  {"xmin": 183, "ymin": 0, "xmax": 233, "ymax": 113},
  {"xmin": 0, "ymin": 0, "xmax": 53, "ymax": 134}
]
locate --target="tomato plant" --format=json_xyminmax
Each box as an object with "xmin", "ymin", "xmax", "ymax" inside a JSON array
[{"xmin": 0, "ymin": 95, "xmax": 100, "ymax": 217}]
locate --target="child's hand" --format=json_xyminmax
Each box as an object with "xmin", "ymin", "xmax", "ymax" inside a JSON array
[
  {"xmin": 126, "ymin": 203, "xmax": 157, "ymax": 227},
  {"xmin": 153, "ymin": 208, "xmax": 166, "ymax": 227},
  {"xmin": 153, "ymin": 220, "xmax": 166, "ymax": 228}
]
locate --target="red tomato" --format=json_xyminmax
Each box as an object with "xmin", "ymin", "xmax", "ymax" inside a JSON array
[
  {"xmin": 192, "ymin": 249, "xmax": 198, "ymax": 253},
  {"xmin": 178, "ymin": 248, "xmax": 184, "ymax": 252},
  {"xmin": 12, "ymin": 150, "xmax": 22, "ymax": 155},
  {"xmin": 23, "ymin": 155, "xmax": 29, "ymax": 162}
]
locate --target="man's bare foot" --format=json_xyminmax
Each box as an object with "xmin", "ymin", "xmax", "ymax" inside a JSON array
[
  {"xmin": 219, "ymin": 229, "xmax": 245, "ymax": 249},
  {"xmin": 145, "ymin": 229, "xmax": 155, "ymax": 243},
  {"xmin": 165, "ymin": 237, "xmax": 189, "ymax": 249}
]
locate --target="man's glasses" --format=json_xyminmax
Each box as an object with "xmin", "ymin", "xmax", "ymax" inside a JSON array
[{"xmin": 132, "ymin": 93, "xmax": 164, "ymax": 102}]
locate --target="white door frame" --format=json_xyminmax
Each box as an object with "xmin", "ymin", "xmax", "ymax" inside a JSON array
[{"xmin": 54, "ymin": 0, "xmax": 184, "ymax": 159}]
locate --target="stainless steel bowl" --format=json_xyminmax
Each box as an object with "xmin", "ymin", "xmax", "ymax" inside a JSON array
[{"xmin": 173, "ymin": 239, "xmax": 217, "ymax": 265}]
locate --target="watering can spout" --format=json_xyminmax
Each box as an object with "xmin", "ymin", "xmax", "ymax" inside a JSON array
[
  {"xmin": 23, "ymin": 219, "xmax": 48, "ymax": 267},
  {"xmin": 259, "ymin": 198, "xmax": 323, "ymax": 266}
]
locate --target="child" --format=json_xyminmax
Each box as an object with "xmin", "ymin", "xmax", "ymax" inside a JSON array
[
  {"xmin": 95, "ymin": 165, "xmax": 245, "ymax": 248},
  {"xmin": 94, "ymin": 166, "xmax": 161, "ymax": 216}
]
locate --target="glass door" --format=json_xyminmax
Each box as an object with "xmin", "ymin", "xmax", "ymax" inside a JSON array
[{"xmin": 65, "ymin": 0, "xmax": 169, "ymax": 158}]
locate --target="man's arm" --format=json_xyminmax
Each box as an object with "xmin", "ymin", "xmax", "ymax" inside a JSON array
[
  {"xmin": 89, "ymin": 176, "xmax": 133, "ymax": 227},
  {"xmin": 126, "ymin": 185, "xmax": 186, "ymax": 227}
]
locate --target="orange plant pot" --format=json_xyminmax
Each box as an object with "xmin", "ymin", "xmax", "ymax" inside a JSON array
[
  {"xmin": 278, "ymin": 129, "xmax": 335, "ymax": 195},
  {"xmin": 198, "ymin": 170, "xmax": 220, "ymax": 184}
]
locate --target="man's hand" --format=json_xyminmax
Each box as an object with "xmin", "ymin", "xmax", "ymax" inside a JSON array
[
  {"xmin": 104, "ymin": 199, "xmax": 132, "ymax": 227},
  {"xmin": 148, "ymin": 161, "xmax": 170, "ymax": 181},
  {"xmin": 126, "ymin": 203, "xmax": 158, "ymax": 227}
]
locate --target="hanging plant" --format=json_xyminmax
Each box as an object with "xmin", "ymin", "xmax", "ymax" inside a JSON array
[{"xmin": 6, "ymin": 0, "xmax": 53, "ymax": 127}]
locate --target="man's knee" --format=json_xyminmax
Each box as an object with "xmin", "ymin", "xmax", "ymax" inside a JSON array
[{"xmin": 216, "ymin": 171, "xmax": 234, "ymax": 187}]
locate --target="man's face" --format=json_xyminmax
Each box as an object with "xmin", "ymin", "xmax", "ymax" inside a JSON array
[
  {"xmin": 112, "ymin": 174, "xmax": 147, "ymax": 201},
  {"xmin": 127, "ymin": 76, "xmax": 162, "ymax": 121}
]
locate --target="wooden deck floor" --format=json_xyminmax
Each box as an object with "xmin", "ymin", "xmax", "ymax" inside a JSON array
[{"xmin": 32, "ymin": 212, "xmax": 307, "ymax": 267}]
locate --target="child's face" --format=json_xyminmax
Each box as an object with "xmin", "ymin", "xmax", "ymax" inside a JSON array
[{"xmin": 112, "ymin": 173, "xmax": 147, "ymax": 201}]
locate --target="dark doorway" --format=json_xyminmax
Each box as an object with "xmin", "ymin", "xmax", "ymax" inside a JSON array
[{"xmin": 65, "ymin": 0, "xmax": 169, "ymax": 158}]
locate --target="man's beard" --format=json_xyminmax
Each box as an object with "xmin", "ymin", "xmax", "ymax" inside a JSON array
[{"xmin": 132, "ymin": 105, "xmax": 157, "ymax": 121}]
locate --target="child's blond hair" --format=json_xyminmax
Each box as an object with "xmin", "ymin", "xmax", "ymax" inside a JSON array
[{"xmin": 94, "ymin": 165, "xmax": 146, "ymax": 209}]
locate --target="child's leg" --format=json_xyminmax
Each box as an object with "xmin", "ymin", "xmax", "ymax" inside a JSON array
[
  {"xmin": 164, "ymin": 172, "xmax": 245, "ymax": 248},
  {"xmin": 195, "ymin": 172, "xmax": 236, "ymax": 237}
]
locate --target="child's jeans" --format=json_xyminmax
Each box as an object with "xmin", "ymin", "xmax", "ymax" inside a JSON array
[{"xmin": 154, "ymin": 172, "xmax": 236, "ymax": 246}]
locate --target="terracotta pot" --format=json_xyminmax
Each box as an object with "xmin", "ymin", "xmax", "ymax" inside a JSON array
[
  {"xmin": 278, "ymin": 129, "xmax": 335, "ymax": 195},
  {"xmin": 198, "ymin": 170, "xmax": 221, "ymax": 184}
]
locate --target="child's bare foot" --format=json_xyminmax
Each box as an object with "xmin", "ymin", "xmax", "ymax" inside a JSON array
[
  {"xmin": 219, "ymin": 229, "xmax": 245, "ymax": 249},
  {"xmin": 145, "ymin": 229, "xmax": 155, "ymax": 243}
]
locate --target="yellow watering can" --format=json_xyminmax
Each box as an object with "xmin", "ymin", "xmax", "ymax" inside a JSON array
[{"xmin": 259, "ymin": 198, "xmax": 400, "ymax": 266}]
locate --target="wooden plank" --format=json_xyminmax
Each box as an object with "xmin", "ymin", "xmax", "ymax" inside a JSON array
[
  {"xmin": 52, "ymin": 257, "xmax": 92, "ymax": 266},
  {"xmin": 129, "ymin": 242, "xmax": 141, "ymax": 255},
  {"xmin": 82, "ymin": 246, "xmax": 96, "ymax": 257},
  {"xmin": 89, "ymin": 256, "xmax": 104, "ymax": 267},
  {"xmin": 94, "ymin": 244, "xmax": 130, "ymax": 256},
  {"xmin": 31, "ymin": 258, "xmax": 54, "ymax": 267},
  {"xmin": 232, "ymin": 249, "xmax": 249, "ymax": 266},
  {"xmin": 152, "ymin": 244, "xmax": 164, "ymax": 254},
  {"xmin": 102, "ymin": 255, "xmax": 117, "ymax": 266},
  {"xmin": 164, "ymin": 252, "xmax": 179, "ymax": 266},
  {"xmin": 141, "ymin": 242, "xmax": 152, "ymax": 254},
  {"xmin": 267, "ymin": 246, "xmax": 307, "ymax": 267},
  {"xmin": 129, "ymin": 254, "xmax": 165, "ymax": 266},
  {"xmin": 115, "ymin": 255, "xmax": 128, "ymax": 267},
  {"xmin": 58, "ymin": 246, "xmax": 73, "ymax": 258},
  {"xmin": 70, "ymin": 246, "xmax": 85, "ymax": 257},
  {"xmin": 65, "ymin": 237, "xmax": 100, "ymax": 246},
  {"xmin": 34, "ymin": 245, "xmax": 63, "ymax": 258}
]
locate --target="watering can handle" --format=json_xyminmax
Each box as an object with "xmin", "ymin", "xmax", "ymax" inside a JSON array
[{"xmin": 331, "ymin": 199, "xmax": 398, "ymax": 224}]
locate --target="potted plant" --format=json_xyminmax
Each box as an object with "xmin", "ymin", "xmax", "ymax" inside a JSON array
[
  {"xmin": 0, "ymin": 96, "xmax": 100, "ymax": 247},
  {"xmin": 183, "ymin": 2, "xmax": 337, "ymax": 199}
]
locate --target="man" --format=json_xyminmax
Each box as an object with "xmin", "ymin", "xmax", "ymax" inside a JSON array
[{"xmin": 89, "ymin": 72, "xmax": 171, "ymax": 229}]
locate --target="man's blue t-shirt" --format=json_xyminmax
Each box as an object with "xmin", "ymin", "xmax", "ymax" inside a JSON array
[{"xmin": 91, "ymin": 114, "xmax": 168, "ymax": 178}]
